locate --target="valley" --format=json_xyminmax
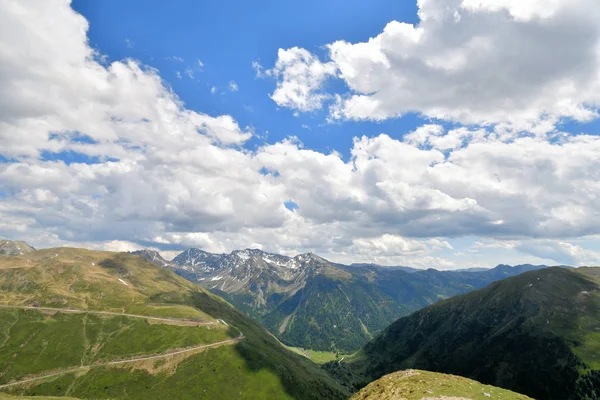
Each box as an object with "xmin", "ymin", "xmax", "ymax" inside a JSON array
[{"xmin": 138, "ymin": 248, "xmax": 550, "ymax": 353}]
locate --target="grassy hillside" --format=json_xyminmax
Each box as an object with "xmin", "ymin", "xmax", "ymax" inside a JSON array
[
  {"xmin": 351, "ymin": 370, "xmax": 532, "ymax": 400},
  {"xmin": 261, "ymin": 274, "xmax": 405, "ymax": 351},
  {"xmin": 0, "ymin": 247, "xmax": 347, "ymax": 400},
  {"xmin": 330, "ymin": 267, "xmax": 600, "ymax": 400},
  {"xmin": 0, "ymin": 308, "xmax": 230, "ymax": 385}
]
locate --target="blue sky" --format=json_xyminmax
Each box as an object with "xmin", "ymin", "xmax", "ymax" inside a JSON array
[
  {"xmin": 72, "ymin": 0, "xmax": 424, "ymax": 158},
  {"xmin": 1, "ymin": 0, "xmax": 600, "ymax": 269}
]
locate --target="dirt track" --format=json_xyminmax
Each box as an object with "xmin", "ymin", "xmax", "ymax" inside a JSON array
[{"xmin": 0, "ymin": 305, "xmax": 244, "ymax": 389}]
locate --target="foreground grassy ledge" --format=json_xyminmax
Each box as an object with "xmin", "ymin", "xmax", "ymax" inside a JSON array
[
  {"xmin": 0, "ymin": 247, "xmax": 347, "ymax": 400},
  {"xmin": 351, "ymin": 370, "xmax": 532, "ymax": 400}
]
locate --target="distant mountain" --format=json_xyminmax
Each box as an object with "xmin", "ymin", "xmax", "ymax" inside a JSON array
[
  {"xmin": 170, "ymin": 248, "xmax": 392, "ymax": 351},
  {"xmin": 0, "ymin": 240, "xmax": 35, "ymax": 256},
  {"xmin": 348, "ymin": 263, "xmax": 419, "ymax": 273},
  {"xmin": 129, "ymin": 249, "xmax": 176, "ymax": 269},
  {"xmin": 453, "ymin": 267, "xmax": 489, "ymax": 272},
  {"xmin": 167, "ymin": 247, "xmax": 551, "ymax": 352},
  {"xmin": 351, "ymin": 369, "xmax": 532, "ymax": 400},
  {"xmin": 335, "ymin": 267, "xmax": 600, "ymax": 400}
]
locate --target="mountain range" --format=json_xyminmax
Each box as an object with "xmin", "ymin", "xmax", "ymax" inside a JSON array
[
  {"xmin": 2, "ymin": 240, "xmax": 598, "ymax": 400},
  {"xmin": 133, "ymin": 247, "xmax": 550, "ymax": 352},
  {"xmin": 331, "ymin": 267, "xmax": 600, "ymax": 400}
]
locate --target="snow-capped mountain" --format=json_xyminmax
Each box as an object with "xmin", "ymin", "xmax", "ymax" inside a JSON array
[{"xmin": 171, "ymin": 248, "xmax": 333, "ymax": 307}]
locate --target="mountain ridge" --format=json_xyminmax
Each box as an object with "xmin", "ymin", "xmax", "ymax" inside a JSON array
[
  {"xmin": 133, "ymin": 246, "xmax": 553, "ymax": 352},
  {"xmin": 332, "ymin": 266, "xmax": 600, "ymax": 400}
]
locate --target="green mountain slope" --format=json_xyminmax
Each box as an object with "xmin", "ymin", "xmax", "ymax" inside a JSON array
[
  {"xmin": 0, "ymin": 247, "xmax": 347, "ymax": 400},
  {"xmin": 333, "ymin": 267, "xmax": 600, "ymax": 400},
  {"xmin": 351, "ymin": 370, "xmax": 532, "ymax": 400},
  {"xmin": 261, "ymin": 274, "xmax": 405, "ymax": 351},
  {"xmin": 236, "ymin": 264, "xmax": 550, "ymax": 352}
]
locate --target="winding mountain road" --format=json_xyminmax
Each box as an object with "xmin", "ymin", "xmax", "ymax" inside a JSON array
[{"xmin": 0, "ymin": 305, "xmax": 244, "ymax": 389}]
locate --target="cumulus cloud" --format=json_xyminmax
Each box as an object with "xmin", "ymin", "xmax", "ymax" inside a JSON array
[
  {"xmin": 353, "ymin": 234, "xmax": 429, "ymax": 256},
  {"xmin": 1, "ymin": 0, "xmax": 599, "ymax": 269},
  {"xmin": 267, "ymin": 47, "xmax": 338, "ymax": 112},
  {"xmin": 0, "ymin": 0, "xmax": 275, "ymax": 245},
  {"xmin": 269, "ymin": 0, "xmax": 600, "ymax": 130},
  {"xmin": 256, "ymin": 128, "xmax": 600, "ymax": 244},
  {"xmin": 516, "ymin": 240, "xmax": 600, "ymax": 266}
]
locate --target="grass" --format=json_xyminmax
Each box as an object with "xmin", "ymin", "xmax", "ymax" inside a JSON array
[
  {"xmin": 286, "ymin": 347, "xmax": 349, "ymax": 364},
  {"xmin": 0, "ymin": 308, "xmax": 231, "ymax": 385},
  {"xmin": 351, "ymin": 370, "xmax": 533, "ymax": 400},
  {"xmin": 4, "ymin": 346, "xmax": 297, "ymax": 400},
  {"xmin": 0, "ymin": 248, "xmax": 213, "ymax": 321}
]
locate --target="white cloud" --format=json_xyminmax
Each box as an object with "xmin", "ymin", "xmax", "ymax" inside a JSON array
[
  {"xmin": 229, "ymin": 81, "xmax": 239, "ymax": 92},
  {"xmin": 185, "ymin": 67, "xmax": 194, "ymax": 79},
  {"xmin": 516, "ymin": 240, "xmax": 600, "ymax": 266},
  {"xmin": 353, "ymin": 234, "xmax": 429, "ymax": 256},
  {"xmin": 252, "ymin": 61, "xmax": 264, "ymax": 78},
  {"xmin": 460, "ymin": 0, "xmax": 566, "ymax": 21},
  {"xmin": 269, "ymin": 0, "xmax": 600, "ymax": 130},
  {"xmin": 210, "ymin": 86, "xmax": 217, "ymax": 95},
  {"xmin": 197, "ymin": 59, "xmax": 204, "ymax": 68},
  {"xmin": 1, "ymin": 0, "xmax": 600, "ymax": 270},
  {"xmin": 267, "ymin": 47, "xmax": 338, "ymax": 112}
]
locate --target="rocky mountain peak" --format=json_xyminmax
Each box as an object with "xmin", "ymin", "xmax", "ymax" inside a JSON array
[
  {"xmin": 294, "ymin": 252, "xmax": 326, "ymax": 263},
  {"xmin": 0, "ymin": 239, "xmax": 36, "ymax": 256},
  {"xmin": 130, "ymin": 249, "xmax": 175, "ymax": 269}
]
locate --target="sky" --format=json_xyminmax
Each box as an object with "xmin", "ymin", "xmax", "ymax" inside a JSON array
[{"xmin": 1, "ymin": 0, "xmax": 600, "ymax": 269}]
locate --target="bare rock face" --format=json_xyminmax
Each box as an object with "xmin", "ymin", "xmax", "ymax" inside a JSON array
[
  {"xmin": 0, "ymin": 239, "xmax": 35, "ymax": 256},
  {"xmin": 130, "ymin": 249, "xmax": 177, "ymax": 269}
]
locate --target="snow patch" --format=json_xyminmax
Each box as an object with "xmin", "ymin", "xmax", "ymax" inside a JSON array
[
  {"xmin": 262, "ymin": 255, "xmax": 298, "ymax": 269},
  {"xmin": 118, "ymin": 279, "xmax": 128, "ymax": 286}
]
